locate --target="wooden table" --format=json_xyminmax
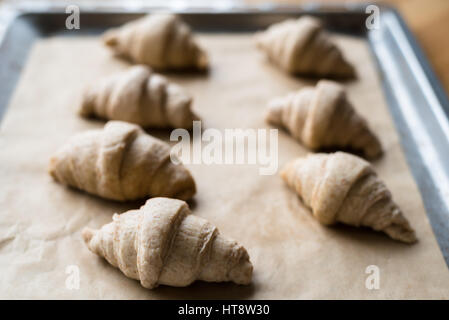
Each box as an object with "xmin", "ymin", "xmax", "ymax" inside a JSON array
[{"xmin": 381, "ymin": 0, "xmax": 449, "ymax": 96}]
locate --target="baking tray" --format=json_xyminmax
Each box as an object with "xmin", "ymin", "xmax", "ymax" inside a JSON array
[{"xmin": 1, "ymin": 3, "xmax": 449, "ymax": 268}]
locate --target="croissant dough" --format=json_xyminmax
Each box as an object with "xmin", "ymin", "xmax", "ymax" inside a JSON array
[
  {"xmin": 281, "ymin": 152, "xmax": 417, "ymax": 243},
  {"xmin": 266, "ymin": 80, "xmax": 382, "ymax": 159},
  {"xmin": 256, "ymin": 16, "xmax": 355, "ymax": 77},
  {"xmin": 49, "ymin": 121, "xmax": 196, "ymax": 201},
  {"xmin": 79, "ymin": 65, "xmax": 198, "ymax": 129},
  {"xmin": 82, "ymin": 197, "xmax": 253, "ymax": 288},
  {"xmin": 104, "ymin": 14, "xmax": 208, "ymax": 70}
]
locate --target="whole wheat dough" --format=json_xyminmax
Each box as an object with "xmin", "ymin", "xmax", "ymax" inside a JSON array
[
  {"xmin": 82, "ymin": 197, "xmax": 253, "ymax": 288},
  {"xmin": 256, "ymin": 16, "xmax": 355, "ymax": 77},
  {"xmin": 79, "ymin": 65, "xmax": 198, "ymax": 129},
  {"xmin": 266, "ymin": 80, "xmax": 382, "ymax": 159},
  {"xmin": 49, "ymin": 121, "xmax": 196, "ymax": 201},
  {"xmin": 281, "ymin": 152, "xmax": 417, "ymax": 243},
  {"xmin": 104, "ymin": 13, "xmax": 208, "ymax": 70}
]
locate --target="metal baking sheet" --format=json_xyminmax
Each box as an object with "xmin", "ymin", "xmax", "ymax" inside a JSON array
[{"xmin": 1, "ymin": 4, "xmax": 448, "ymax": 267}]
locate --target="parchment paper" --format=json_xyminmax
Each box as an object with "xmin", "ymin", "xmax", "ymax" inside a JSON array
[{"xmin": 1, "ymin": 32, "xmax": 448, "ymax": 299}]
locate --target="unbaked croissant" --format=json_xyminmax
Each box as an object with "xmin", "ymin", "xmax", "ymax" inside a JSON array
[
  {"xmin": 104, "ymin": 14, "xmax": 208, "ymax": 70},
  {"xmin": 79, "ymin": 65, "xmax": 198, "ymax": 129},
  {"xmin": 266, "ymin": 80, "xmax": 382, "ymax": 159},
  {"xmin": 281, "ymin": 152, "xmax": 417, "ymax": 243},
  {"xmin": 49, "ymin": 121, "xmax": 196, "ymax": 201},
  {"xmin": 82, "ymin": 197, "xmax": 253, "ymax": 288},
  {"xmin": 256, "ymin": 16, "xmax": 355, "ymax": 77}
]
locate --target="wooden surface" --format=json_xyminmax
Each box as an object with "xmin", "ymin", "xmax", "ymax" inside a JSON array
[
  {"xmin": 390, "ymin": 0, "xmax": 449, "ymax": 93},
  {"xmin": 388, "ymin": 0, "xmax": 449, "ymax": 94}
]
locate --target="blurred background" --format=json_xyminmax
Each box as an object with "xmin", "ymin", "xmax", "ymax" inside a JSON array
[{"xmin": 0, "ymin": 0, "xmax": 448, "ymax": 94}]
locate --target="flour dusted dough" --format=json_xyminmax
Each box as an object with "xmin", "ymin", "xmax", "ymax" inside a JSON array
[
  {"xmin": 256, "ymin": 16, "xmax": 355, "ymax": 77},
  {"xmin": 266, "ymin": 80, "xmax": 382, "ymax": 159},
  {"xmin": 49, "ymin": 121, "xmax": 196, "ymax": 201},
  {"xmin": 83, "ymin": 197, "xmax": 253, "ymax": 288},
  {"xmin": 281, "ymin": 152, "xmax": 417, "ymax": 243},
  {"xmin": 104, "ymin": 14, "xmax": 208, "ymax": 70},
  {"xmin": 80, "ymin": 65, "xmax": 198, "ymax": 129}
]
